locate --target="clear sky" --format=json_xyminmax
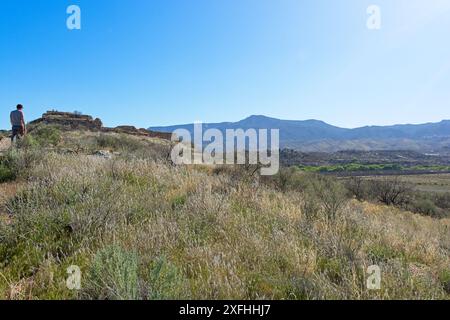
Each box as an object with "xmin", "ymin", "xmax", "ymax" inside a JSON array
[{"xmin": 1, "ymin": 0, "xmax": 449, "ymax": 130}]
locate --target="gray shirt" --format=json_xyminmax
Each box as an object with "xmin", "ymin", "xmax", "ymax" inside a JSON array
[{"xmin": 10, "ymin": 110, "xmax": 25, "ymax": 127}]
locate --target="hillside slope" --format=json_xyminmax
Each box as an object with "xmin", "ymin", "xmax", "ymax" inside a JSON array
[{"xmin": 0, "ymin": 126, "xmax": 449, "ymax": 300}]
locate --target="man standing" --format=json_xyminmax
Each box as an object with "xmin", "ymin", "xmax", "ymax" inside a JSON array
[{"xmin": 10, "ymin": 104, "xmax": 26, "ymax": 143}]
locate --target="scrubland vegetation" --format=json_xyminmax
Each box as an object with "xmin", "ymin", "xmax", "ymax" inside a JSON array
[
  {"xmin": 343, "ymin": 176, "xmax": 450, "ymax": 219},
  {"xmin": 0, "ymin": 128, "xmax": 449, "ymax": 300}
]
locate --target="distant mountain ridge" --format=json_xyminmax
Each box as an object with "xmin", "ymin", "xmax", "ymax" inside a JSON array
[{"xmin": 150, "ymin": 115, "xmax": 450, "ymax": 152}]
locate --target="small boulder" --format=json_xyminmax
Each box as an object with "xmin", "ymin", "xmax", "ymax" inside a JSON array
[{"xmin": 94, "ymin": 150, "xmax": 113, "ymax": 159}]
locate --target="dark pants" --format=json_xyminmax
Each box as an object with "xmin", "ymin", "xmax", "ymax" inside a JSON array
[{"xmin": 11, "ymin": 125, "xmax": 23, "ymax": 142}]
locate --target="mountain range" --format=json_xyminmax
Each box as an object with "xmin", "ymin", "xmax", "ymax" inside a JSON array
[{"xmin": 150, "ymin": 115, "xmax": 450, "ymax": 153}]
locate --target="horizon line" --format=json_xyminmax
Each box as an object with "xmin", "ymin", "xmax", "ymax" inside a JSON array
[{"xmin": 1, "ymin": 111, "xmax": 449, "ymax": 131}]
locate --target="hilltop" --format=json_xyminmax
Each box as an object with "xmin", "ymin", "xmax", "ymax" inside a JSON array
[
  {"xmin": 0, "ymin": 111, "xmax": 173, "ymax": 156},
  {"xmin": 29, "ymin": 111, "xmax": 173, "ymax": 140},
  {"xmin": 150, "ymin": 115, "xmax": 450, "ymax": 153}
]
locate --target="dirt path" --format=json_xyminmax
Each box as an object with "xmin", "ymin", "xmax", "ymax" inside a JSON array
[
  {"xmin": 0, "ymin": 136, "xmax": 11, "ymax": 154},
  {"xmin": 1, "ymin": 136, "xmax": 21, "ymax": 224},
  {"xmin": 0, "ymin": 182, "xmax": 21, "ymax": 225}
]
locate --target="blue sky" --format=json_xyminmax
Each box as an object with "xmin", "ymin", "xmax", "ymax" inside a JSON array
[{"xmin": 1, "ymin": 0, "xmax": 449, "ymax": 130}]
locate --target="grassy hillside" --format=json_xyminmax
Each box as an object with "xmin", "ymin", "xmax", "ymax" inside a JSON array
[{"xmin": 0, "ymin": 130, "xmax": 449, "ymax": 300}]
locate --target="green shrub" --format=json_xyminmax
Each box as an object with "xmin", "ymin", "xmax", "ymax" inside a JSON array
[
  {"xmin": 272, "ymin": 167, "xmax": 297, "ymax": 191},
  {"xmin": 0, "ymin": 163, "xmax": 15, "ymax": 183},
  {"xmin": 30, "ymin": 126, "xmax": 61, "ymax": 147},
  {"xmin": 264, "ymin": 171, "xmax": 349, "ymax": 220},
  {"xmin": 317, "ymin": 257, "xmax": 346, "ymax": 284},
  {"xmin": 1, "ymin": 148, "xmax": 44, "ymax": 179},
  {"xmin": 367, "ymin": 177, "xmax": 412, "ymax": 207},
  {"xmin": 304, "ymin": 174, "xmax": 348, "ymax": 220},
  {"xmin": 147, "ymin": 256, "xmax": 186, "ymax": 300},
  {"xmin": 95, "ymin": 134, "xmax": 120, "ymax": 150},
  {"xmin": 83, "ymin": 245, "xmax": 140, "ymax": 300},
  {"xmin": 171, "ymin": 194, "xmax": 187, "ymax": 210},
  {"xmin": 96, "ymin": 134, "xmax": 142, "ymax": 152},
  {"xmin": 435, "ymin": 193, "xmax": 450, "ymax": 210},
  {"xmin": 411, "ymin": 198, "xmax": 439, "ymax": 217},
  {"xmin": 17, "ymin": 134, "xmax": 38, "ymax": 148},
  {"xmin": 367, "ymin": 243, "xmax": 402, "ymax": 263},
  {"xmin": 440, "ymin": 270, "xmax": 450, "ymax": 294},
  {"xmin": 344, "ymin": 177, "xmax": 367, "ymax": 201}
]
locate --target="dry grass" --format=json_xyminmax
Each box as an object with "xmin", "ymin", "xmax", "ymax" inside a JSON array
[
  {"xmin": 0, "ymin": 182, "xmax": 23, "ymax": 224},
  {"xmin": 0, "ymin": 136, "xmax": 11, "ymax": 155},
  {"xmin": 0, "ymin": 133, "xmax": 449, "ymax": 300}
]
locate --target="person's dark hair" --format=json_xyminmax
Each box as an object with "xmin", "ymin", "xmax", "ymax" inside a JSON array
[{"xmin": 17, "ymin": 104, "xmax": 23, "ymax": 110}]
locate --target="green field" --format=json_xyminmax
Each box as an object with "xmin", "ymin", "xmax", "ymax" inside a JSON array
[{"xmin": 296, "ymin": 163, "xmax": 450, "ymax": 174}]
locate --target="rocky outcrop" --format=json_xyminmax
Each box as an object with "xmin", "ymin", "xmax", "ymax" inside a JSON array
[
  {"xmin": 103, "ymin": 126, "xmax": 173, "ymax": 140},
  {"xmin": 30, "ymin": 111, "xmax": 103, "ymax": 131},
  {"xmin": 29, "ymin": 111, "xmax": 172, "ymax": 140}
]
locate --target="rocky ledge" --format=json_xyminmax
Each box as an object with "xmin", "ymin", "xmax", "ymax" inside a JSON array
[
  {"xmin": 30, "ymin": 111, "xmax": 103, "ymax": 131},
  {"xmin": 29, "ymin": 111, "xmax": 172, "ymax": 140}
]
